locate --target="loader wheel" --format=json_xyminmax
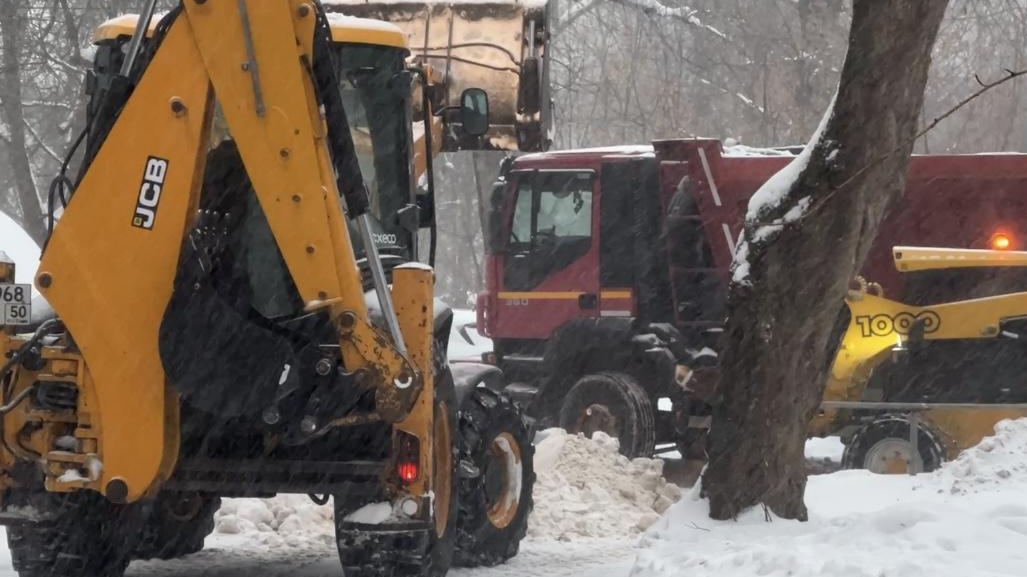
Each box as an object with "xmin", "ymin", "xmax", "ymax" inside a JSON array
[
  {"xmin": 335, "ymin": 370, "xmax": 460, "ymax": 577},
  {"xmin": 559, "ymin": 372, "xmax": 656, "ymax": 458},
  {"xmin": 842, "ymin": 416, "xmax": 945, "ymax": 474},
  {"xmin": 6, "ymin": 489, "xmax": 140, "ymax": 577},
  {"xmin": 133, "ymin": 492, "xmax": 220, "ymax": 560},
  {"xmin": 453, "ymin": 387, "xmax": 534, "ymax": 567}
]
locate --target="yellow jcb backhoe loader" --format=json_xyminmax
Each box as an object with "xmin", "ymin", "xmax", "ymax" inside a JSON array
[
  {"xmin": 810, "ymin": 246, "xmax": 1027, "ymax": 474},
  {"xmin": 0, "ymin": 2, "xmax": 533, "ymax": 576}
]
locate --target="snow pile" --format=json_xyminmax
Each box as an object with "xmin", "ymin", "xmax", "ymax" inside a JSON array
[
  {"xmin": 207, "ymin": 428, "xmax": 683, "ymax": 551},
  {"xmin": 803, "ymin": 435, "xmax": 844, "ymax": 463},
  {"xmin": 213, "ymin": 495, "xmax": 335, "ymax": 551},
  {"xmin": 630, "ymin": 418, "xmax": 1027, "ymax": 577},
  {"xmin": 529, "ymin": 428, "xmax": 682, "ymax": 541},
  {"xmin": 929, "ymin": 418, "xmax": 1027, "ymax": 495}
]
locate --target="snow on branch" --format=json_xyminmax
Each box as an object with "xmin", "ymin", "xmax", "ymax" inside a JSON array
[
  {"xmin": 730, "ymin": 94, "xmax": 837, "ymax": 286},
  {"xmin": 605, "ymin": 0, "xmax": 727, "ymax": 40}
]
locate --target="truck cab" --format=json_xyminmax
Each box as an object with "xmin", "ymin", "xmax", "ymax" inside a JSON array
[{"xmin": 479, "ymin": 137, "xmax": 1027, "ymax": 460}]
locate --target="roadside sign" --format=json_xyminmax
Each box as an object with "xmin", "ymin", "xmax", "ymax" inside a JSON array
[{"xmin": 0, "ymin": 284, "xmax": 31, "ymax": 325}]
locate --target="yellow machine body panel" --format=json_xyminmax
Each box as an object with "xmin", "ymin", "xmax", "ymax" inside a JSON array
[
  {"xmin": 390, "ymin": 265, "xmax": 436, "ymax": 502},
  {"xmin": 922, "ymin": 408, "xmax": 1027, "ymax": 457},
  {"xmin": 92, "ymin": 11, "xmax": 409, "ymax": 51},
  {"xmin": 324, "ymin": 13, "xmax": 408, "ymax": 49},
  {"xmin": 811, "ymin": 247, "xmax": 1027, "ymax": 455},
  {"xmin": 36, "ymin": 17, "xmax": 213, "ymax": 501},
  {"xmin": 32, "ymin": 0, "xmax": 428, "ymax": 502}
]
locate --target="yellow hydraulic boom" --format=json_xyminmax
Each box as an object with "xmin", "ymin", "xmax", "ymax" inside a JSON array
[{"xmin": 8, "ymin": 0, "xmax": 425, "ymax": 506}]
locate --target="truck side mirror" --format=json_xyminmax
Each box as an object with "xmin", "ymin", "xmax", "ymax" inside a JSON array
[
  {"xmin": 461, "ymin": 88, "xmax": 490, "ymax": 137},
  {"xmin": 518, "ymin": 56, "xmax": 541, "ymax": 114}
]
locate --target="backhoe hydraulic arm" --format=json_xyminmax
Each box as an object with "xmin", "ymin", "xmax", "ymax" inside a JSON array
[{"xmin": 13, "ymin": 0, "xmax": 430, "ymax": 503}]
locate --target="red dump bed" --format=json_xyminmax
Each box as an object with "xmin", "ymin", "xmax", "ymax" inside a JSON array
[
  {"xmin": 654, "ymin": 139, "xmax": 1027, "ymax": 295},
  {"xmin": 480, "ymin": 139, "xmax": 1027, "ymax": 341}
]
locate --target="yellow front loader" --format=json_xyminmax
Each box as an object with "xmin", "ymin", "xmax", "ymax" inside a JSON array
[
  {"xmin": 812, "ymin": 247, "xmax": 1027, "ymax": 474},
  {"xmin": 0, "ymin": 2, "xmax": 533, "ymax": 576}
]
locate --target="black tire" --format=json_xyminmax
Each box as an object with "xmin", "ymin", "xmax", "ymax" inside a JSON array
[
  {"xmin": 336, "ymin": 371, "xmax": 460, "ymax": 577},
  {"xmin": 133, "ymin": 493, "xmax": 220, "ymax": 560},
  {"xmin": 842, "ymin": 415, "xmax": 945, "ymax": 474},
  {"xmin": 558, "ymin": 372, "xmax": 656, "ymax": 458},
  {"xmin": 453, "ymin": 387, "xmax": 534, "ymax": 567},
  {"xmin": 7, "ymin": 489, "xmax": 140, "ymax": 577}
]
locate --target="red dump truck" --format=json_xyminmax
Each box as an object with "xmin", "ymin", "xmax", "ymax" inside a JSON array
[{"xmin": 475, "ymin": 138, "xmax": 1027, "ymax": 459}]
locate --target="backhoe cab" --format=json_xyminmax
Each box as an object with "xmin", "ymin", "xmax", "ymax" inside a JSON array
[
  {"xmin": 89, "ymin": 10, "xmax": 491, "ymax": 266},
  {"xmin": 0, "ymin": 2, "xmax": 532, "ymax": 576}
]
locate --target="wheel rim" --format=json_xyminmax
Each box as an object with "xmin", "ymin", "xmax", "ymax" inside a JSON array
[
  {"xmin": 484, "ymin": 432, "xmax": 523, "ymax": 529},
  {"xmin": 863, "ymin": 437, "xmax": 922, "ymax": 474},
  {"xmin": 433, "ymin": 401, "xmax": 452, "ymax": 537},
  {"xmin": 573, "ymin": 403, "xmax": 618, "ymax": 439}
]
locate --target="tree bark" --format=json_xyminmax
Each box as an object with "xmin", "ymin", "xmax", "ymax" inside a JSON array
[
  {"xmin": 703, "ymin": 0, "xmax": 949, "ymax": 521},
  {"xmin": 0, "ymin": 0, "xmax": 47, "ymax": 247}
]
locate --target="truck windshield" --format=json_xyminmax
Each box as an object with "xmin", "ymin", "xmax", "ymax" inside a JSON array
[
  {"xmin": 504, "ymin": 171, "xmax": 595, "ymax": 290},
  {"xmin": 335, "ymin": 43, "xmax": 412, "ymax": 260}
]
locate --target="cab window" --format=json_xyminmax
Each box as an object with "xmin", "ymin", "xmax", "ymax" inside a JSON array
[{"xmin": 504, "ymin": 171, "xmax": 594, "ymax": 291}]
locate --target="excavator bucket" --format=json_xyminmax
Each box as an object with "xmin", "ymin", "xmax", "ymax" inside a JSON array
[{"xmin": 325, "ymin": 0, "xmax": 552, "ymax": 151}]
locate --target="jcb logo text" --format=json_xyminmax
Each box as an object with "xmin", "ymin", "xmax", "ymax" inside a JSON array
[{"xmin": 132, "ymin": 156, "xmax": 169, "ymax": 230}]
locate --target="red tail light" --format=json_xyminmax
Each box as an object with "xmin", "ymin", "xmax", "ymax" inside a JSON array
[
  {"xmin": 398, "ymin": 462, "xmax": 418, "ymax": 484},
  {"xmin": 397, "ymin": 432, "xmax": 420, "ymax": 485}
]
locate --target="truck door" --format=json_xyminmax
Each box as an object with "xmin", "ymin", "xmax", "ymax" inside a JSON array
[{"xmin": 497, "ymin": 170, "xmax": 599, "ymax": 339}]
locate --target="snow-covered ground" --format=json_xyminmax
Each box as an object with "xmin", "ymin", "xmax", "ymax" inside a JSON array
[
  {"xmin": 0, "ymin": 421, "xmax": 1024, "ymax": 576},
  {"xmin": 634, "ymin": 419, "xmax": 1027, "ymax": 577}
]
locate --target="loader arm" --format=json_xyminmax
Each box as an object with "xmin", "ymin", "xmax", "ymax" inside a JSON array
[
  {"xmin": 26, "ymin": 0, "xmax": 431, "ymax": 503},
  {"xmin": 893, "ymin": 246, "xmax": 1027, "ymax": 271},
  {"xmin": 811, "ymin": 272, "xmax": 1027, "ymax": 435}
]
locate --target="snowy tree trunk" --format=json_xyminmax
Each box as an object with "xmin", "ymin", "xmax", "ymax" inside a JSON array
[{"xmin": 703, "ymin": 0, "xmax": 949, "ymax": 521}]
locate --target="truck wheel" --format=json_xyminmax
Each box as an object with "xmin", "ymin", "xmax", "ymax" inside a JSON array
[
  {"xmin": 559, "ymin": 372, "xmax": 656, "ymax": 458},
  {"xmin": 454, "ymin": 387, "xmax": 534, "ymax": 567},
  {"xmin": 842, "ymin": 416, "xmax": 945, "ymax": 474},
  {"xmin": 6, "ymin": 490, "xmax": 138, "ymax": 577},
  {"xmin": 336, "ymin": 371, "xmax": 460, "ymax": 577},
  {"xmin": 133, "ymin": 492, "xmax": 220, "ymax": 560}
]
